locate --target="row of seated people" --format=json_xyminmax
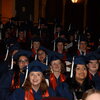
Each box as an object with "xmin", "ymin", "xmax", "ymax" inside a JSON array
[{"xmin": 0, "ymin": 40, "xmax": 100, "ymax": 100}]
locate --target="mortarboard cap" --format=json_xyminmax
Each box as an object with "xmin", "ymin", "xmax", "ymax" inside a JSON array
[
  {"xmin": 38, "ymin": 46, "xmax": 52, "ymax": 55},
  {"xmin": 5, "ymin": 38, "xmax": 17, "ymax": 47},
  {"xmin": 80, "ymin": 35, "xmax": 87, "ymax": 42},
  {"xmin": 55, "ymin": 37, "xmax": 68, "ymax": 43},
  {"xmin": 50, "ymin": 51, "xmax": 64, "ymax": 62},
  {"xmin": 31, "ymin": 37, "xmax": 41, "ymax": 42},
  {"xmin": 28, "ymin": 60, "xmax": 48, "ymax": 73},
  {"xmin": 74, "ymin": 56, "xmax": 86, "ymax": 65},
  {"xmin": 13, "ymin": 50, "xmax": 33, "ymax": 60},
  {"xmin": 85, "ymin": 51, "xmax": 99, "ymax": 62},
  {"xmin": 9, "ymin": 43, "xmax": 20, "ymax": 51}
]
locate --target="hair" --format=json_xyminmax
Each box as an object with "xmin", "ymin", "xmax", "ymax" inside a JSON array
[
  {"xmin": 82, "ymin": 89, "xmax": 100, "ymax": 100},
  {"xmin": 17, "ymin": 54, "xmax": 29, "ymax": 62},
  {"xmin": 10, "ymin": 64, "xmax": 20, "ymax": 92},
  {"xmin": 72, "ymin": 64, "xmax": 90, "ymax": 87},
  {"xmin": 10, "ymin": 54, "xmax": 30, "ymax": 92},
  {"xmin": 37, "ymin": 49, "xmax": 47, "ymax": 63},
  {"xmin": 23, "ymin": 74, "xmax": 48, "ymax": 94},
  {"xmin": 73, "ymin": 64, "xmax": 88, "ymax": 77},
  {"xmin": 50, "ymin": 59, "xmax": 65, "ymax": 73},
  {"xmin": 37, "ymin": 49, "xmax": 47, "ymax": 55}
]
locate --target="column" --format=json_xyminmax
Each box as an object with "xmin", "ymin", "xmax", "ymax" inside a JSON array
[
  {"xmin": 62, "ymin": 0, "xmax": 66, "ymax": 26},
  {"xmin": 34, "ymin": 0, "xmax": 40, "ymax": 24}
]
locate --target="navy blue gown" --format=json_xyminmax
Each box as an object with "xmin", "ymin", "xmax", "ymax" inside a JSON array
[
  {"xmin": 7, "ymin": 87, "xmax": 56, "ymax": 100},
  {"xmin": 46, "ymin": 74, "xmax": 73, "ymax": 100},
  {"xmin": 0, "ymin": 70, "xmax": 25, "ymax": 100}
]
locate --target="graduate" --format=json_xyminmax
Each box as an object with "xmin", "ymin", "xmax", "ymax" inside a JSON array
[
  {"xmin": 31, "ymin": 37, "xmax": 41, "ymax": 60},
  {"xmin": 7, "ymin": 60, "xmax": 56, "ymax": 100},
  {"xmin": 86, "ymin": 52, "xmax": 100, "ymax": 90},
  {"xmin": 67, "ymin": 56, "xmax": 92, "ymax": 100},
  {"xmin": 17, "ymin": 29, "xmax": 27, "ymax": 49},
  {"xmin": 0, "ymin": 41, "xmax": 20, "ymax": 79},
  {"xmin": 0, "ymin": 50, "xmax": 33, "ymax": 100},
  {"xmin": 37, "ymin": 46, "xmax": 53, "ymax": 66},
  {"xmin": 47, "ymin": 54, "xmax": 73, "ymax": 100},
  {"xmin": 76, "ymin": 35, "xmax": 90, "ymax": 56},
  {"xmin": 53, "ymin": 37, "xmax": 69, "ymax": 62}
]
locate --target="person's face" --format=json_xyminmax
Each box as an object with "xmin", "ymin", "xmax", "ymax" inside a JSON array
[
  {"xmin": 19, "ymin": 32, "xmax": 24, "ymax": 38},
  {"xmin": 87, "ymin": 60, "xmax": 99, "ymax": 73},
  {"xmin": 56, "ymin": 27, "xmax": 62, "ymax": 32},
  {"xmin": 57, "ymin": 42, "xmax": 64, "ymax": 51},
  {"xmin": 32, "ymin": 42, "xmax": 40, "ymax": 51},
  {"xmin": 75, "ymin": 64, "xmax": 87, "ymax": 81},
  {"xmin": 51, "ymin": 60, "xmax": 61, "ymax": 72},
  {"xmin": 29, "ymin": 72, "xmax": 43, "ymax": 86},
  {"xmin": 37, "ymin": 50, "xmax": 46, "ymax": 62},
  {"xmin": 18, "ymin": 56, "xmax": 29, "ymax": 70},
  {"xmin": 79, "ymin": 41, "xmax": 87, "ymax": 50},
  {"xmin": 86, "ymin": 93, "xmax": 100, "ymax": 100}
]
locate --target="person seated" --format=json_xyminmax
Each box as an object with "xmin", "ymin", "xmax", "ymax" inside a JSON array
[
  {"xmin": 31, "ymin": 37, "xmax": 41, "ymax": 60},
  {"xmin": 67, "ymin": 56, "xmax": 92, "ymax": 100},
  {"xmin": 82, "ymin": 89, "xmax": 100, "ymax": 100},
  {"xmin": 46, "ymin": 55, "xmax": 73, "ymax": 100},
  {"xmin": 0, "ymin": 50, "xmax": 33, "ymax": 100},
  {"xmin": 7, "ymin": 61, "xmax": 56, "ymax": 100},
  {"xmin": 76, "ymin": 36, "xmax": 90, "ymax": 56},
  {"xmin": 86, "ymin": 52, "xmax": 100, "ymax": 90}
]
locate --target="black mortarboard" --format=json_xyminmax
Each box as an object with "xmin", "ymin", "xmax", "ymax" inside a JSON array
[
  {"xmin": 9, "ymin": 43, "xmax": 20, "ymax": 51},
  {"xmin": 85, "ymin": 51, "xmax": 99, "ymax": 62},
  {"xmin": 13, "ymin": 50, "xmax": 33, "ymax": 60},
  {"xmin": 5, "ymin": 38, "xmax": 17, "ymax": 47},
  {"xmin": 55, "ymin": 37, "xmax": 68, "ymax": 43},
  {"xmin": 50, "ymin": 51, "xmax": 64, "ymax": 62},
  {"xmin": 4, "ymin": 39, "xmax": 18, "ymax": 61},
  {"xmin": 31, "ymin": 37, "xmax": 41, "ymax": 42},
  {"xmin": 74, "ymin": 56, "xmax": 86, "ymax": 65},
  {"xmin": 28, "ymin": 60, "xmax": 48, "ymax": 73},
  {"xmin": 79, "ymin": 35, "xmax": 87, "ymax": 42}
]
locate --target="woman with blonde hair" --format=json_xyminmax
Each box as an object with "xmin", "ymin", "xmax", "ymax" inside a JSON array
[
  {"xmin": 82, "ymin": 89, "xmax": 100, "ymax": 100},
  {"xmin": 46, "ymin": 54, "xmax": 73, "ymax": 100}
]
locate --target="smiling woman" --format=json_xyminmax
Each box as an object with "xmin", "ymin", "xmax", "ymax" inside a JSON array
[
  {"xmin": 7, "ymin": 61, "xmax": 56, "ymax": 100},
  {"xmin": 67, "ymin": 56, "xmax": 92, "ymax": 100}
]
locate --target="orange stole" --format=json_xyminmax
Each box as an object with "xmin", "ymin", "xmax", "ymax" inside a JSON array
[
  {"xmin": 11, "ymin": 73, "xmax": 20, "ymax": 89},
  {"xmin": 49, "ymin": 73, "xmax": 66, "ymax": 90},
  {"xmin": 25, "ymin": 89, "xmax": 49, "ymax": 100},
  {"xmin": 31, "ymin": 48, "xmax": 37, "ymax": 57}
]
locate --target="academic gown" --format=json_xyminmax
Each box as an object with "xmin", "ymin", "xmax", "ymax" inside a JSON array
[
  {"xmin": 67, "ymin": 78, "xmax": 92, "ymax": 100},
  {"xmin": 47, "ymin": 74, "xmax": 73, "ymax": 100},
  {"xmin": 7, "ymin": 87, "xmax": 56, "ymax": 100},
  {"xmin": 89, "ymin": 72, "xmax": 100, "ymax": 90},
  {"xmin": 0, "ymin": 61, "xmax": 9, "ymax": 79},
  {"xmin": 0, "ymin": 70, "xmax": 25, "ymax": 100}
]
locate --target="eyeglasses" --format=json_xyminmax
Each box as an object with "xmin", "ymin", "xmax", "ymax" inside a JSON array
[{"xmin": 18, "ymin": 60, "xmax": 28, "ymax": 63}]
